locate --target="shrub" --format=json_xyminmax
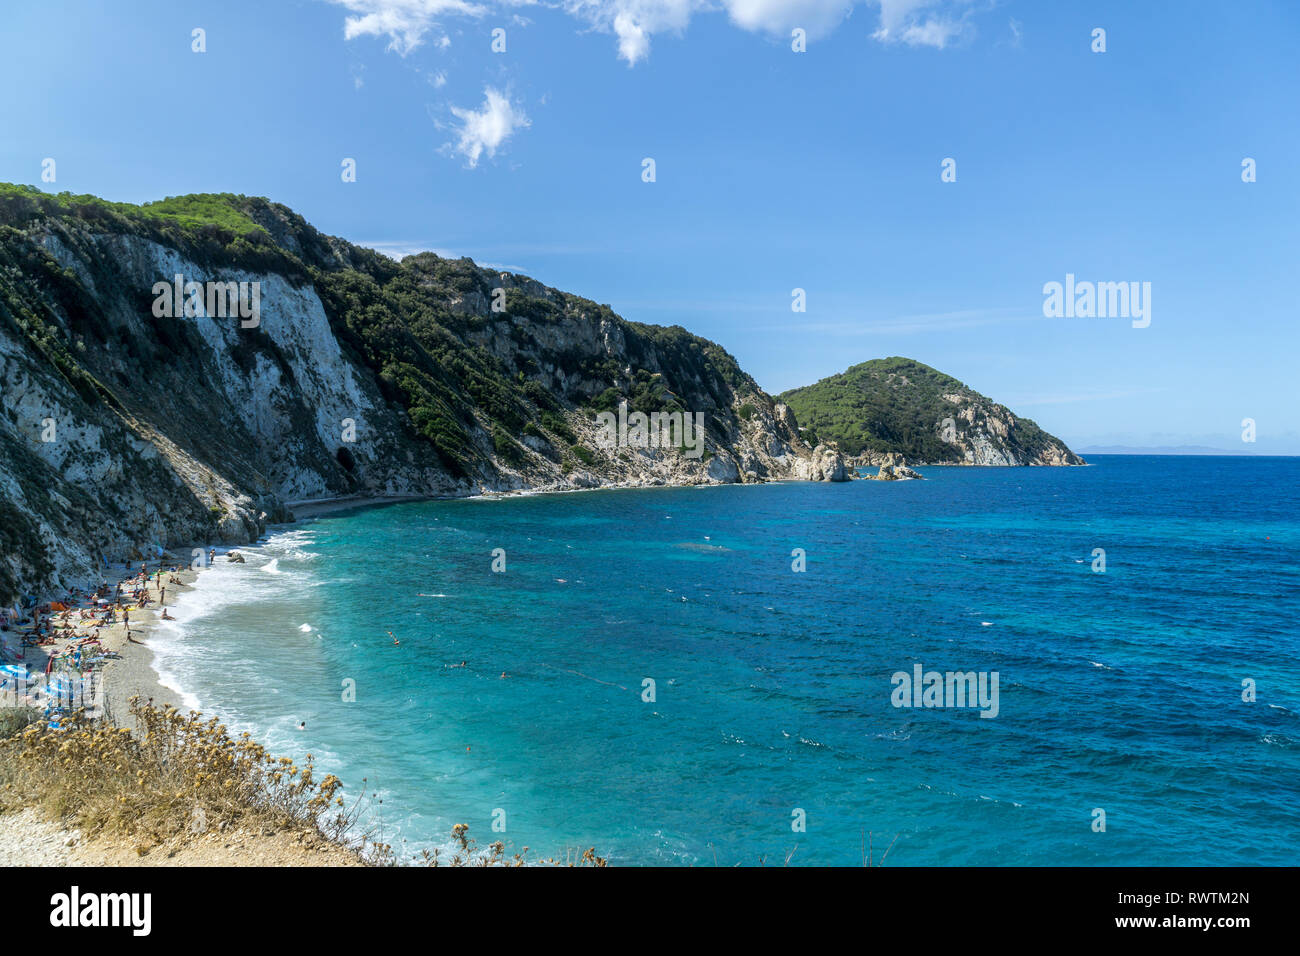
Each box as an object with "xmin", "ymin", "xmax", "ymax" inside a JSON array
[
  {"xmin": 541, "ymin": 411, "xmax": 576, "ymax": 444},
  {"xmin": 492, "ymin": 423, "xmax": 525, "ymax": 466},
  {"xmin": 0, "ymin": 698, "xmax": 606, "ymax": 867},
  {"xmin": 0, "ymin": 698, "xmax": 369, "ymax": 858}
]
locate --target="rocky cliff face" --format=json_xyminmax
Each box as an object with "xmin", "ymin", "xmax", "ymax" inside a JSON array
[
  {"xmin": 0, "ymin": 186, "xmax": 818, "ymax": 601},
  {"xmin": 864, "ymin": 452, "xmax": 923, "ymax": 481},
  {"xmin": 791, "ymin": 443, "xmax": 849, "ymax": 482},
  {"xmin": 778, "ymin": 357, "xmax": 1084, "ymax": 467}
]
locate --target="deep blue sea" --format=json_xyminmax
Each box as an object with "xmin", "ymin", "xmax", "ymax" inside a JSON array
[{"xmin": 150, "ymin": 456, "xmax": 1300, "ymax": 865}]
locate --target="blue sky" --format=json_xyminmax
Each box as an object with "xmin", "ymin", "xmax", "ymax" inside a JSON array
[{"xmin": 2, "ymin": 0, "xmax": 1298, "ymax": 452}]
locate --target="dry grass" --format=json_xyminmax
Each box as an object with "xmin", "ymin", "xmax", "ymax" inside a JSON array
[
  {"xmin": 0, "ymin": 696, "xmax": 606, "ymax": 866},
  {"xmin": 0, "ymin": 697, "xmax": 370, "ymax": 859},
  {"xmin": 0, "ymin": 707, "xmax": 40, "ymax": 739}
]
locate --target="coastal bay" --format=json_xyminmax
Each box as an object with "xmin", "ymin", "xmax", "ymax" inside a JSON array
[{"xmin": 111, "ymin": 456, "xmax": 1300, "ymax": 866}]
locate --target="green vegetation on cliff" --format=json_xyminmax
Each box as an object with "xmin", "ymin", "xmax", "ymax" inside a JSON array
[
  {"xmin": 0, "ymin": 185, "xmax": 772, "ymax": 485},
  {"xmin": 0, "ymin": 184, "xmax": 800, "ymax": 600},
  {"xmin": 778, "ymin": 357, "xmax": 1081, "ymax": 464}
]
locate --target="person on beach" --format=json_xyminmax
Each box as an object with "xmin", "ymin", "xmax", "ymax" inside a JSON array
[{"xmin": 209, "ymin": 548, "xmax": 216, "ymax": 566}]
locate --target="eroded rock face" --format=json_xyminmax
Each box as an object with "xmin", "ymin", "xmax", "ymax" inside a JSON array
[
  {"xmin": 773, "ymin": 402, "xmax": 801, "ymax": 437},
  {"xmin": 706, "ymin": 454, "xmax": 741, "ymax": 483},
  {"xmin": 870, "ymin": 453, "xmax": 923, "ymax": 481},
  {"xmin": 794, "ymin": 445, "xmax": 849, "ymax": 482},
  {"xmin": 0, "ymin": 198, "xmax": 844, "ymax": 600}
]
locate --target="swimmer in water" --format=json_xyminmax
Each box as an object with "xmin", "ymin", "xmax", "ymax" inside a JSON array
[{"xmin": 388, "ymin": 630, "xmax": 400, "ymax": 646}]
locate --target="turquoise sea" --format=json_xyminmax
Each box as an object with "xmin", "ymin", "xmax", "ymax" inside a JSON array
[{"xmin": 149, "ymin": 456, "xmax": 1300, "ymax": 865}]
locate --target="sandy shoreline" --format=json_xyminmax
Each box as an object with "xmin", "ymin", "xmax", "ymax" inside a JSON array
[
  {"xmin": 2, "ymin": 559, "xmax": 200, "ymax": 730},
  {"xmin": 49, "ymin": 489, "xmax": 625, "ymax": 726},
  {"xmin": 0, "ymin": 548, "xmax": 368, "ymax": 866},
  {"xmin": 4, "ymin": 499, "xmax": 408, "ymax": 736},
  {"xmin": 4, "ymin": 482, "xmax": 793, "ymax": 866},
  {"xmin": 18, "ymin": 479, "xmax": 814, "ymax": 730}
]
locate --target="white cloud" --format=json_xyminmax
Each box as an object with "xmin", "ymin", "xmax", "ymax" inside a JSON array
[
  {"xmin": 328, "ymin": 0, "xmax": 486, "ymax": 55},
  {"xmin": 562, "ymin": 0, "xmax": 700, "ymax": 65},
  {"xmin": 567, "ymin": 0, "xmax": 857, "ymax": 62},
  {"xmin": 872, "ymin": 0, "xmax": 926, "ymax": 36},
  {"xmin": 613, "ymin": 12, "xmax": 651, "ymax": 62},
  {"xmin": 724, "ymin": 0, "xmax": 855, "ymax": 37},
  {"xmin": 447, "ymin": 87, "xmax": 530, "ymax": 167},
  {"xmin": 896, "ymin": 16, "xmax": 962, "ymax": 47},
  {"xmin": 871, "ymin": 0, "xmax": 969, "ymax": 48},
  {"xmin": 899, "ymin": 15, "xmax": 961, "ymax": 47},
  {"xmin": 327, "ymin": 0, "xmax": 980, "ymax": 62}
]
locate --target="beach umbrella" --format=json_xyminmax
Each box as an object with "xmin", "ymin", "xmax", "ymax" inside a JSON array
[{"xmin": 45, "ymin": 675, "xmax": 81, "ymax": 700}]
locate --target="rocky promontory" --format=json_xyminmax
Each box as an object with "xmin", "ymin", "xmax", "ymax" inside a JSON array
[
  {"xmin": 865, "ymin": 452, "xmax": 924, "ymax": 481},
  {"xmin": 0, "ymin": 185, "xmax": 834, "ymax": 601},
  {"xmin": 779, "ymin": 357, "xmax": 1084, "ymax": 467}
]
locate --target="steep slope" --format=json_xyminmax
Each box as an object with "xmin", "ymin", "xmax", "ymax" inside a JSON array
[
  {"xmin": 0, "ymin": 184, "xmax": 819, "ymax": 601},
  {"xmin": 778, "ymin": 357, "xmax": 1084, "ymax": 466}
]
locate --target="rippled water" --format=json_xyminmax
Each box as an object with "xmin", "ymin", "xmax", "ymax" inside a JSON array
[{"xmin": 149, "ymin": 456, "xmax": 1300, "ymax": 865}]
